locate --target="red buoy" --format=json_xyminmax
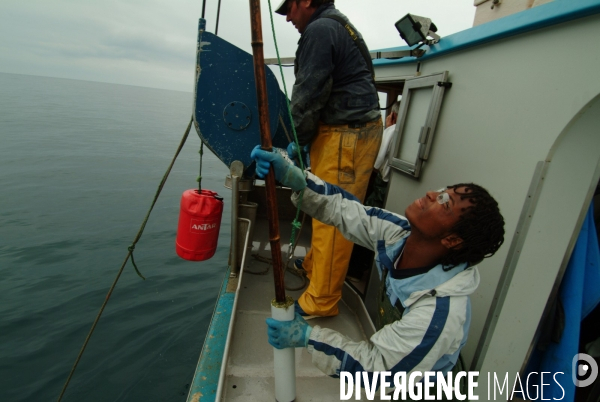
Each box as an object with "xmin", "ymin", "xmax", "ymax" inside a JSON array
[{"xmin": 176, "ymin": 189, "xmax": 224, "ymax": 261}]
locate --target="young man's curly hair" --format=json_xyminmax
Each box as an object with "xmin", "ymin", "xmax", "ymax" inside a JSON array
[{"xmin": 440, "ymin": 183, "xmax": 505, "ymax": 269}]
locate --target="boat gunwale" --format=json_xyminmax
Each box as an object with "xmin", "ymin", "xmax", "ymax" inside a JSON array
[{"xmin": 186, "ymin": 221, "xmax": 251, "ymax": 402}]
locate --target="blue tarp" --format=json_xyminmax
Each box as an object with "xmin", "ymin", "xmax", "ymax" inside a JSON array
[{"xmin": 525, "ymin": 202, "xmax": 600, "ymax": 401}]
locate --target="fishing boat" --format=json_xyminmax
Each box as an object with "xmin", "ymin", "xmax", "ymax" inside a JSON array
[{"xmin": 186, "ymin": 0, "xmax": 600, "ymax": 400}]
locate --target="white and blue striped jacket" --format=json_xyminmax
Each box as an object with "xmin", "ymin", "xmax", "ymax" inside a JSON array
[{"xmin": 292, "ymin": 172, "xmax": 480, "ymax": 379}]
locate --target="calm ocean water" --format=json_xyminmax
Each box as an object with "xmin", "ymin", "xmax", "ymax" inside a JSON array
[{"xmin": 0, "ymin": 72, "xmax": 232, "ymax": 401}]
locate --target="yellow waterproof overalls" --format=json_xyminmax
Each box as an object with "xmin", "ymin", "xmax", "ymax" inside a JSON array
[{"xmin": 298, "ymin": 119, "xmax": 382, "ymax": 316}]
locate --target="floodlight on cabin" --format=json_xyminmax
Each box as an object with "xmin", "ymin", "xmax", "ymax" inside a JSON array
[{"xmin": 395, "ymin": 14, "xmax": 440, "ymax": 47}]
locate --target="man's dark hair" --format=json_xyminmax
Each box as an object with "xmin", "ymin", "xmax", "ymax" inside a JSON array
[
  {"xmin": 440, "ymin": 183, "xmax": 505, "ymax": 269},
  {"xmin": 295, "ymin": 0, "xmax": 334, "ymax": 8}
]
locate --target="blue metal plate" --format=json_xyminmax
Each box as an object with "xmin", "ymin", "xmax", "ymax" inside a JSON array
[{"xmin": 193, "ymin": 19, "xmax": 293, "ymax": 177}]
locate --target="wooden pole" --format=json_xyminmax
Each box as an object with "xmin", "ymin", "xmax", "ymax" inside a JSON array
[{"xmin": 248, "ymin": 0, "xmax": 286, "ymax": 303}]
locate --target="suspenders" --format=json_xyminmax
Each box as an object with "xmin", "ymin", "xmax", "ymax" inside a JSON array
[{"xmin": 322, "ymin": 15, "xmax": 376, "ymax": 83}]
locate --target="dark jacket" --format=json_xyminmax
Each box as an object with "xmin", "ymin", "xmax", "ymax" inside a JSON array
[{"xmin": 291, "ymin": 4, "xmax": 381, "ymax": 146}]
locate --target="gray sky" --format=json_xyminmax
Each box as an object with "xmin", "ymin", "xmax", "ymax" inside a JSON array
[{"xmin": 0, "ymin": 0, "xmax": 476, "ymax": 92}]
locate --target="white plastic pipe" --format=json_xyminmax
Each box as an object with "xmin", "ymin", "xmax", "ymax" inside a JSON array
[{"xmin": 271, "ymin": 300, "xmax": 296, "ymax": 402}]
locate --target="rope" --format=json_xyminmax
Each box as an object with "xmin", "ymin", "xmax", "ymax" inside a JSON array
[
  {"xmin": 283, "ymin": 211, "xmax": 308, "ymax": 291},
  {"xmin": 284, "ymin": 261, "xmax": 308, "ymax": 291},
  {"xmin": 245, "ymin": 254, "xmax": 271, "ymax": 275},
  {"xmin": 247, "ymin": 252, "xmax": 308, "ymax": 291},
  {"xmin": 56, "ymin": 116, "xmax": 194, "ymax": 402},
  {"xmin": 266, "ymin": 0, "xmax": 302, "ymax": 172},
  {"xmin": 128, "ymin": 245, "xmax": 145, "ymax": 280},
  {"xmin": 197, "ymin": 140, "xmax": 204, "ymax": 191},
  {"xmin": 266, "ymin": 0, "xmax": 307, "ymax": 269}
]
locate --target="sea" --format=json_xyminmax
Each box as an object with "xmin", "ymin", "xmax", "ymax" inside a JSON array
[{"xmin": 0, "ymin": 72, "xmax": 232, "ymax": 401}]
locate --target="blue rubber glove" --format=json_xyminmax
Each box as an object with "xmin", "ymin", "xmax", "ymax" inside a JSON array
[
  {"xmin": 286, "ymin": 142, "xmax": 300, "ymax": 160},
  {"xmin": 286, "ymin": 142, "xmax": 310, "ymax": 168},
  {"xmin": 251, "ymin": 145, "xmax": 306, "ymax": 192},
  {"xmin": 266, "ymin": 313, "xmax": 313, "ymax": 349}
]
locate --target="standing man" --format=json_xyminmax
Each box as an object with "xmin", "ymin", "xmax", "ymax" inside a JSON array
[{"xmin": 275, "ymin": 0, "xmax": 383, "ymax": 317}]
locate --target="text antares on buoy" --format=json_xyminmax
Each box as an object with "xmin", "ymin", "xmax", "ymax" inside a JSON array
[{"xmin": 176, "ymin": 189, "xmax": 224, "ymax": 261}]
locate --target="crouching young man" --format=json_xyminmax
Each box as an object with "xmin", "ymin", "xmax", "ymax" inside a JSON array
[{"xmin": 250, "ymin": 145, "xmax": 505, "ymax": 385}]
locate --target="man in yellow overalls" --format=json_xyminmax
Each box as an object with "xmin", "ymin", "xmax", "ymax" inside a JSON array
[{"xmin": 275, "ymin": 0, "xmax": 382, "ymax": 316}]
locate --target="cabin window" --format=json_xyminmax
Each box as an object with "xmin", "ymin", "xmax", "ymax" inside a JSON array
[{"xmin": 388, "ymin": 71, "xmax": 450, "ymax": 178}]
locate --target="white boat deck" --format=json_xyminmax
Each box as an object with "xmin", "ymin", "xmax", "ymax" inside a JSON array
[{"xmin": 219, "ymin": 218, "xmax": 376, "ymax": 401}]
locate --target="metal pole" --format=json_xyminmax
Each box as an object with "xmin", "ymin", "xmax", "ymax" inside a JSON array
[
  {"xmin": 248, "ymin": 0, "xmax": 286, "ymax": 304},
  {"xmin": 230, "ymin": 172, "xmax": 239, "ymax": 276},
  {"xmin": 215, "ymin": 0, "xmax": 223, "ymax": 36},
  {"xmin": 229, "ymin": 160, "xmax": 244, "ymax": 276},
  {"xmin": 198, "ymin": 141, "xmax": 204, "ymax": 191},
  {"xmin": 201, "ymin": 0, "xmax": 207, "ymax": 19}
]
